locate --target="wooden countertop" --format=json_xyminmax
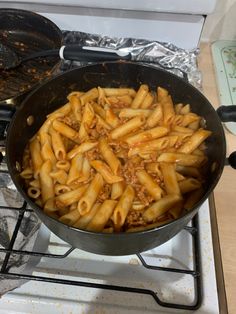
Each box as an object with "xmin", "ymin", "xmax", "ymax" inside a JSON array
[{"xmin": 198, "ymin": 43, "xmax": 236, "ymax": 314}]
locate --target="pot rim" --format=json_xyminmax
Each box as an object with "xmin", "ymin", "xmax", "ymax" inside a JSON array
[{"xmin": 6, "ymin": 61, "xmax": 227, "ymax": 237}]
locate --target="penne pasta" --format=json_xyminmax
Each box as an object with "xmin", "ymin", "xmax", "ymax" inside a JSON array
[
  {"xmin": 136, "ymin": 169, "xmax": 163, "ymax": 201},
  {"xmin": 125, "ymin": 126, "xmax": 169, "ymax": 146},
  {"xmin": 128, "ymin": 136, "xmax": 178, "ymax": 157},
  {"xmin": 112, "ymin": 185, "xmax": 135, "ymax": 228},
  {"xmin": 119, "ymin": 108, "xmax": 152, "ymax": 118},
  {"xmin": 21, "ymin": 84, "xmax": 212, "ymax": 234},
  {"xmin": 49, "ymin": 127, "xmax": 67, "ymax": 160},
  {"xmin": 79, "ymin": 87, "xmax": 98, "ymax": 106},
  {"xmin": 103, "ymin": 87, "xmax": 136, "ymax": 97},
  {"xmin": 27, "ymin": 186, "xmax": 41, "ymax": 199},
  {"xmin": 111, "ymin": 181, "xmax": 125, "ymax": 200},
  {"xmin": 44, "ymin": 198, "xmax": 58, "ymax": 218},
  {"xmin": 50, "ymin": 169, "xmax": 68, "ymax": 185},
  {"xmin": 179, "ymin": 104, "xmax": 190, "ymax": 115},
  {"xmin": 188, "ymin": 119, "xmax": 200, "ymax": 130},
  {"xmin": 77, "ymin": 173, "xmax": 104, "ymax": 215},
  {"xmin": 180, "ymin": 113, "xmax": 200, "ymax": 127},
  {"xmin": 177, "ymin": 129, "xmax": 212, "ymax": 154},
  {"xmin": 105, "ymin": 107, "xmax": 120, "ymax": 128},
  {"xmin": 96, "ymin": 114, "xmax": 112, "ymax": 130},
  {"xmin": 140, "ymin": 92, "xmax": 154, "ymax": 109},
  {"xmin": 39, "ymin": 160, "xmax": 54, "ymax": 204},
  {"xmin": 59, "ymin": 209, "xmax": 81, "ymax": 226},
  {"xmin": 98, "ymin": 138, "xmax": 121, "ymax": 175},
  {"xmin": 132, "ymin": 201, "xmax": 146, "ymax": 211},
  {"xmin": 79, "ymin": 103, "xmax": 95, "ymax": 140},
  {"xmin": 67, "ymin": 153, "xmax": 83, "ymax": 184},
  {"xmin": 157, "ymin": 86, "xmax": 169, "ymax": 103},
  {"xmin": 67, "ymin": 141, "xmax": 98, "ymax": 159},
  {"xmin": 80, "ymin": 157, "xmax": 91, "ymax": 182},
  {"xmin": 145, "ymin": 162, "xmax": 163, "ymax": 180},
  {"xmin": 131, "ymin": 84, "xmax": 149, "ymax": 109},
  {"xmin": 90, "ymin": 160, "xmax": 123, "ymax": 184},
  {"xmin": 56, "ymin": 160, "xmax": 70, "ymax": 172},
  {"xmin": 172, "ymin": 125, "xmax": 194, "ymax": 134},
  {"xmin": 55, "ymin": 184, "xmax": 88, "ymax": 207},
  {"xmin": 86, "ymin": 200, "xmax": 117, "ymax": 232},
  {"xmin": 20, "ymin": 167, "xmax": 33, "ymax": 179},
  {"xmin": 175, "ymin": 164, "xmax": 201, "ymax": 178},
  {"xmin": 169, "ymin": 200, "xmax": 184, "ymax": 219},
  {"xmin": 29, "ymin": 179, "xmax": 40, "ymax": 188},
  {"xmin": 160, "ymin": 162, "xmax": 181, "ymax": 196},
  {"xmin": 40, "ymin": 133, "xmax": 57, "ymax": 165},
  {"xmin": 73, "ymin": 203, "xmax": 101, "ymax": 229},
  {"xmin": 162, "ymin": 95, "xmax": 175, "ymax": 125},
  {"xmin": 106, "ymin": 95, "xmax": 133, "ymax": 107},
  {"xmin": 175, "ymin": 103, "xmax": 184, "ymax": 114},
  {"xmin": 110, "ymin": 116, "xmax": 146, "ymax": 140},
  {"xmin": 53, "ymin": 120, "xmax": 80, "ymax": 144},
  {"xmin": 92, "ymin": 102, "xmax": 106, "ymax": 119},
  {"xmin": 55, "ymin": 184, "xmax": 71, "ymax": 195},
  {"xmin": 143, "ymin": 194, "xmax": 182, "ymax": 223},
  {"xmin": 69, "ymin": 94, "xmax": 82, "ymax": 122},
  {"xmin": 29, "ymin": 137, "xmax": 43, "ymax": 178},
  {"xmin": 146, "ymin": 103, "xmax": 163, "ymax": 128},
  {"xmin": 157, "ymin": 152, "xmax": 206, "ymax": 167},
  {"xmin": 69, "ymin": 202, "xmax": 78, "ymax": 211}
]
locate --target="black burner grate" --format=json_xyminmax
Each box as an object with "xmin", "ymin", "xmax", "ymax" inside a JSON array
[{"xmin": 0, "ymin": 168, "xmax": 202, "ymax": 311}]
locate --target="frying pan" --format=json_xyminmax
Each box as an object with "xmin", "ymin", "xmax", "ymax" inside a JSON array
[
  {"xmin": 0, "ymin": 8, "xmax": 63, "ymax": 106},
  {"xmin": 1, "ymin": 62, "xmax": 236, "ymax": 256}
]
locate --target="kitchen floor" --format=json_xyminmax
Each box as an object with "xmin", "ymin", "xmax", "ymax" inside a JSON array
[{"xmin": 198, "ymin": 43, "xmax": 236, "ymax": 314}]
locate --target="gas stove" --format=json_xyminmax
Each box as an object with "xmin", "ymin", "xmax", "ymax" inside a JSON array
[{"xmin": 0, "ymin": 1, "xmax": 228, "ymax": 313}]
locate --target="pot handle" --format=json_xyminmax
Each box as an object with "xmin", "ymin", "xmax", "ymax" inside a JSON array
[
  {"xmin": 0, "ymin": 105, "xmax": 16, "ymax": 141},
  {"xmin": 216, "ymin": 105, "xmax": 236, "ymax": 122},
  {"xmin": 225, "ymin": 152, "xmax": 236, "ymax": 169},
  {"xmin": 216, "ymin": 105, "xmax": 236, "ymax": 169}
]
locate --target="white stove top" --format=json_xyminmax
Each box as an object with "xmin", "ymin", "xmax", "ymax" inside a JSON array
[
  {"xmin": 0, "ymin": 200, "xmax": 220, "ymax": 314},
  {"xmin": 0, "ymin": 3, "xmax": 226, "ymax": 312}
]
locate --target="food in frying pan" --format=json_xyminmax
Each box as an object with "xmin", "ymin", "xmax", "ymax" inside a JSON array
[{"xmin": 20, "ymin": 85, "xmax": 212, "ymax": 233}]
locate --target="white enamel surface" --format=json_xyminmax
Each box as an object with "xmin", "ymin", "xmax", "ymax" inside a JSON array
[
  {"xmin": 0, "ymin": 200, "xmax": 219, "ymax": 314},
  {"xmin": 1, "ymin": 0, "xmax": 217, "ymax": 14},
  {"xmin": 0, "ymin": 2, "xmax": 206, "ymax": 49},
  {"xmin": 41, "ymin": 12, "xmax": 204, "ymax": 50}
]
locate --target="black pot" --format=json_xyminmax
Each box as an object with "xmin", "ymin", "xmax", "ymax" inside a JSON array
[{"xmin": 1, "ymin": 62, "xmax": 236, "ymax": 256}]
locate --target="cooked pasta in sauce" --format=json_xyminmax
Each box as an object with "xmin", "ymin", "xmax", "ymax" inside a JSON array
[{"xmin": 20, "ymin": 85, "xmax": 211, "ymax": 233}]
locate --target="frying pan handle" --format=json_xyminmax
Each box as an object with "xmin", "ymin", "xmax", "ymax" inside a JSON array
[
  {"xmin": 216, "ymin": 105, "xmax": 236, "ymax": 122},
  {"xmin": 61, "ymin": 45, "xmax": 132, "ymax": 62}
]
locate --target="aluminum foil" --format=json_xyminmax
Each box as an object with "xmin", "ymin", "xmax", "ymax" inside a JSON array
[
  {"xmin": 62, "ymin": 30, "xmax": 201, "ymax": 88},
  {"xmin": 0, "ymin": 31, "xmax": 202, "ymax": 296}
]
